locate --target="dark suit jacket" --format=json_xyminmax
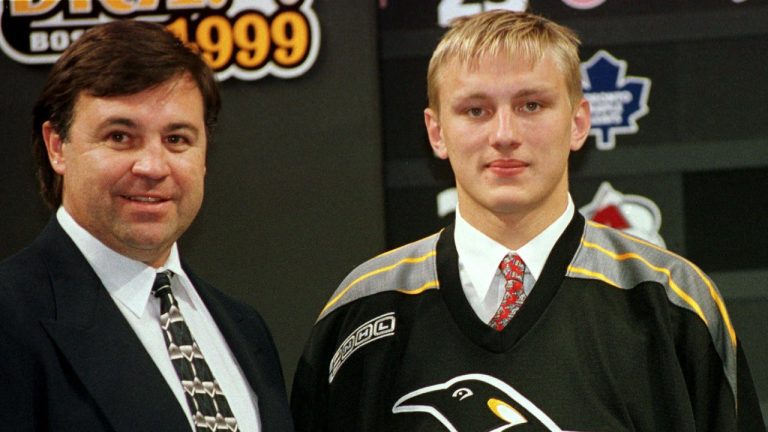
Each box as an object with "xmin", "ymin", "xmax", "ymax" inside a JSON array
[{"xmin": 0, "ymin": 218, "xmax": 294, "ymax": 431}]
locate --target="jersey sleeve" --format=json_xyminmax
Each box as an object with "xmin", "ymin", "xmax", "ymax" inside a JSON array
[
  {"xmin": 736, "ymin": 343, "xmax": 766, "ymax": 431},
  {"xmin": 291, "ymin": 351, "xmax": 328, "ymax": 432}
]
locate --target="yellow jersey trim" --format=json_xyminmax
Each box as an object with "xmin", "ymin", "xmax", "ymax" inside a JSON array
[
  {"xmin": 320, "ymin": 250, "xmax": 437, "ymax": 316},
  {"xmin": 395, "ymin": 280, "xmax": 440, "ymax": 295},
  {"xmin": 585, "ymin": 221, "xmax": 736, "ymax": 349}
]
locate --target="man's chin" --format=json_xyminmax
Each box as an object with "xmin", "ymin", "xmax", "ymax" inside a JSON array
[{"xmin": 111, "ymin": 231, "xmax": 178, "ymax": 265}]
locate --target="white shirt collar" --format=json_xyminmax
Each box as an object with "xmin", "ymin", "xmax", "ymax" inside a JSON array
[
  {"xmin": 454, "ymin": 196, "xmax": 575, "ymax": 301},
  {"xmin": 56, "ymin": 207, "xmax": 194, "ymax": 318}
]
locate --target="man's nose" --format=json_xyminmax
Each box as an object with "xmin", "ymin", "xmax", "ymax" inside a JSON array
[
  {"xmin": 131, "ymin": 140, "xmax": 171, "ymax": 179},
  {"xmin": 492, "ymin": 108, "xmax": 521, "ymax": 148}
]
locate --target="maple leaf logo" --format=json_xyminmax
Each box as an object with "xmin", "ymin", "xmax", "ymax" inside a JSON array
[{"xmin": 581, "ymin": 50, "xmax": 651, "ymax": 150}]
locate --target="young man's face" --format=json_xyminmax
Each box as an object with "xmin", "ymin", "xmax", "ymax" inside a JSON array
[
  {"xmin": 425, "ymin": 51, "xmax": 590, "ymax": 236},
  {"xmin": 44, "ymin": 74, "xmax": 207, "ymax": 267}
]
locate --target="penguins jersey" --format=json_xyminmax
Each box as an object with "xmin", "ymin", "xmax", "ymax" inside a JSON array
[{"xmin": 291, "ymin": 213, "xmax": 765, "ymax": 432}]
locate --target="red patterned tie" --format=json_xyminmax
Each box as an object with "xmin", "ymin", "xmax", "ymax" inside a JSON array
[{"xmin": 489, "ymin": 253, "xmax": 527, "ymax": 331}]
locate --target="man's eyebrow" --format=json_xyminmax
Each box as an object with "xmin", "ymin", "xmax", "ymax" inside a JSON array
[
  {"xmin": 93, "ymin": 118, "xmax": 200, "ymax": 136},
  {"xmin": 96, "ymin": 117, "xmax": 138, "ymax": 130},
  {"xmin": 164, "ymin": 122, "xmax": 201, "ymax": 138},
  {"xmin": 449, "ymin": 91, "xmax": 490, "ymax": 105},
  {"xmin": 452, "ymin": 87, "xmax": 556, "ymax": 102},
  {"xmin": 512, "ymin": 87, "xmax": 556, "ymax": 99}
]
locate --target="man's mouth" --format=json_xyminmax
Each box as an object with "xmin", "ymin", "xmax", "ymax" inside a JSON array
[
  {"xmin": 488, "ymin": 159, "xmax": 527, "ymax": 169},
  {"xmin": 123, "ymin": 195, "xmax": 166, "ymax": 203}
]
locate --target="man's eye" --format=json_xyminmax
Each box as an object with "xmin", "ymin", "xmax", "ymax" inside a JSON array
[
  {"xmin": 166, "ymin": 135, "xmax": 189, "ymax": 145},
  {"xmin": 110, "ymin": 132, "xmax": 126, "ymax": 142},
  {"xmin": 467, "ymin": 107, "xmax": 484, "ymax": 117},
  {"xmin": 523, "ymin": 102, "xmax": 541, "ymax": 112}
]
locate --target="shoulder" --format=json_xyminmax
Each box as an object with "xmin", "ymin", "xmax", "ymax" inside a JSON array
[
  {"xmin": 0, "ymin": 234, "xmax": 56, "ymax": 319},
  {"xmin": 0, "ymin": 235, "xmax": 63, "ymax": 357},
  {"xmin": 0, "ymin": 246, "xmax": 45, "ymax": 283},
  {"xmin": 0, "ymin": 223, "xmax": 52, "ymax": 279},
  {"xmin": 316, "ymin": 230, "xmax": 443, "ymax": 321},
  {"xmin": 569, "ymin": 221, "xmax": 725, "ymax": 313},
  {"xmin": 0, "ymin": 218, "xmax": 69, "ymax": 289},
  {"xmin": 567, "ymin": 221, "xmax": 736, "ymax": 351}
]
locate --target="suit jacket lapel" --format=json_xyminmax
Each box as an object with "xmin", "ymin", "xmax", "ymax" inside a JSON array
[
  {"xmin": 37, "ymin": 220, "xmax": 190, "ymax": 432},
  {"xmin": 188, "ymin": 270, "xmax": 292, "ymax": 432}
]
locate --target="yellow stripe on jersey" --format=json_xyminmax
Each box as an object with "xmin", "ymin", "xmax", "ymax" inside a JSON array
[
  {"xmin": 578, "ymin": 238, "xmax": 709, "ymax": 326},
  {"xmin": 396, "ymin": 280, "xmax": 440, "ymax": 295},
  {"xmin": 585, "ymin": 221, "xmax": 737, "ymax": 349},
  {"xmin": 320, "ymin": 251, "xmax": 437, "ymax": 316},
  {"xmin": 376, "ymin": 229, "xmax": 444, "ymax": 259},
  {"xmin": 566, "ymin": 265, "xmax": 620, "ymax": 288}
]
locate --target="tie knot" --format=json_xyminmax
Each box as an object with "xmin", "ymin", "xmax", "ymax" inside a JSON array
[
  {"xmin": 499, "ymin": 253, "xmax": 525, "ymax": 281},
  {"xmin": 151, "ymin": 270, "xmax": 173, "ymax": 298}
]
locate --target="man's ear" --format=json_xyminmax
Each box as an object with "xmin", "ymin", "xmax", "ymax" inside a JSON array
[
  {"xmin": 570, "ymin": 98, "xmax": 591, "ymax": 152},
  {"xmin": 424, "ymin": 108, "xmax": 448, "ymax": 160},
  {"xmin": 42, "ymin": 121, "xmax": 66, "ymax": 175}
]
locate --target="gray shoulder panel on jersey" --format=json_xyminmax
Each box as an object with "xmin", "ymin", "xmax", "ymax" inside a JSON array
[
  {"xmin": 316, "ymin": 231, "xmax": 442, "ymax": 322},
  {"xmin": 567, "ymin": 220, "xmax": 738, "ymax": 402}
]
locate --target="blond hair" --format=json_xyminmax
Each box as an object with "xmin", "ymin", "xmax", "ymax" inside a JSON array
[{"xmin": 427, "ymin": 10, "xmax": 583, "ymax": 111}]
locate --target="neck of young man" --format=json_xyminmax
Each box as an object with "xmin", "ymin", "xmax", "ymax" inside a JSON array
[{"xmin": 459, "ymin": 193, "xmax": 570, "ymax": 251}]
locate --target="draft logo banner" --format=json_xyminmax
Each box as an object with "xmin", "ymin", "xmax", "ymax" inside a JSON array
[
  {"xmin": 581, "ymin": 50, "xmax": 651, "ymax": 150},
  {"xmin": 0, "ymin": 0, "xmax": 321, "ymax": 81}
]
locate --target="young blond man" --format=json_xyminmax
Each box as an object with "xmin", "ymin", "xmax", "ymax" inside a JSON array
[{"xmin": 292, "ymin": 11, "xmax": 764, "ymax": 431}]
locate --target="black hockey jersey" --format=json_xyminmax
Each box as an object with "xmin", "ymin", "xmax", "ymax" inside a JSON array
[{"xmin": 291, "ymin": 213, "xmax": 765, "ymax": 431}]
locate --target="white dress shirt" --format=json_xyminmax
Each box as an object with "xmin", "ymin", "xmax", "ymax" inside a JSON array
[
  {"xmin": 57, "ymin": 208, "xmax": 261, "ymax": 432},
  {"xmin": 454, "ymin": 197, "xmax": 575, "ymax": 323}
]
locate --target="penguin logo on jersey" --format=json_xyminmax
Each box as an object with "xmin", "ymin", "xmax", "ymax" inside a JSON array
[{"xmin": 392, "ymin": 373, "xmax": 564, "ymax": 431}]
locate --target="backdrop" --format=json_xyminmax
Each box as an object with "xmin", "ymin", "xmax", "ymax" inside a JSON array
[{"xmin": 0, "ymin": 1, "xmax": 766, "ymax": 421}]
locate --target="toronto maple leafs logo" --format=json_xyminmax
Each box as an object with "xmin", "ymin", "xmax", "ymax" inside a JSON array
[{"xmin": 581, "ymin": 50, "xmax": 651, "ymax": 150}]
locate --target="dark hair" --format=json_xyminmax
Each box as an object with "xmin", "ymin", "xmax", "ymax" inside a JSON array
[{"xmin": 32, "ymin": 19, "xmax": 221, "ymax": 208}]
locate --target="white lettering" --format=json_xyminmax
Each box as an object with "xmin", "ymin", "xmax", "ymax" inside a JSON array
[
  {"xmin": 27, "ymin": 30, "xmax": 85, "ymax": 53},
  {"xmin": 70, "ymin": 29, "xmax": 85, "ymax": 43},
  {"xmin": 49, "ymin": 30, "xmax": 70, "ymax": 51},
  {"xmin": 29, "ymin": 32, "xmax": 49, "ymax": 52},
  {"xmin": 585, "ymin": 91, "xmax": 634, "ymax": 126}
]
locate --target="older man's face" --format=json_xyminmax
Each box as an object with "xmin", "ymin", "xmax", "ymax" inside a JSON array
[{"xmin": 45, "ymin": 74, "xmax": 207, "ymax": 267}]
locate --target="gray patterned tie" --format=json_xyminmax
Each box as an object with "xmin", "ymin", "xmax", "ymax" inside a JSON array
[{"xmin": 152, "ymin": 271, "xmax": 239, "ymax": 431}]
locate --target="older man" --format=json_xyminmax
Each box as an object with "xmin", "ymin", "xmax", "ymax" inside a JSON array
[{"xmin": 0, "ymin": 20, "xmax": 293, "ymax": 432}]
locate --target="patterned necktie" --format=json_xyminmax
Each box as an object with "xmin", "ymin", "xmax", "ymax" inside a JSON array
[
  {"xmin": 489, "ymin": 254, "xmax": 527, "ymax": 331},
  {"xmin": 152, "ymin": 271, "xmax": 239, "ymax": 432}
]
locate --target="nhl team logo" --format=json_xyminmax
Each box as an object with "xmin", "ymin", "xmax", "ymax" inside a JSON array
[
  {"xmin": 393, "ymin": 373, "xmax": 564, "ymax": 431},
  {"xmin": 581, "ymin": 50, "xmax": 651, "ymax": 150},
  {"xmin": 392, "ymin": 373, "xmax": 596, "ymax": 431},
  {"xmin": 579, "ymin": 182, "xmax": 666, "ymax": 247}
]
